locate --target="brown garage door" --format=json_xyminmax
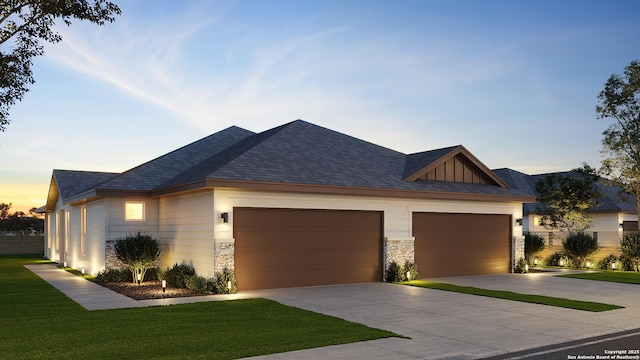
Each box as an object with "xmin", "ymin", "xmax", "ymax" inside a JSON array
[
  {"xmin": 234, "ymin": 208, "xmax": 383, "ymax": 291},
  {"xmin": 413, "ymin": 212, "xmax": 511, "ymax": 278}
]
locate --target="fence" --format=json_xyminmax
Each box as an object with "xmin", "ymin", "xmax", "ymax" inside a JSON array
[{"xmin": 0, "ymin": 232, "xmax": 44, "ymax": 255}]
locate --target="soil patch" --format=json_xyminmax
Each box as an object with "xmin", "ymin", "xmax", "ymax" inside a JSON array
[{"xmin": 99, "ymin": 280, "xmax": 206, "ymax": 300}]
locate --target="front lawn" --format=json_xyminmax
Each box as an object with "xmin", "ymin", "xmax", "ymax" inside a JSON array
[
  {"xmin": 402, "ymin": 280, "xmax": 624, "ymax": 312},
  {"xmin": 558, "ymin": 271, "xmax": 640, "ymax": 285},
  {"xmin": 0, "ymin": 255, "xmax": 399, "ymax": 360}
]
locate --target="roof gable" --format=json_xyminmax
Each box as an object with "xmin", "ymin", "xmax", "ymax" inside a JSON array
[
  {"xmin": 42, "ymin": 170, "xmax": 119, "ymax": 212},
  {"xmin": 404, "ymin": 145, "xmax": 509, "ymax": 188}
]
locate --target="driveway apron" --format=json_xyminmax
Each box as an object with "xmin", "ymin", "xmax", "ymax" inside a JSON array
[{"xmin": 247, "ymin": 272, "xmax": 640, "ymax": 359}]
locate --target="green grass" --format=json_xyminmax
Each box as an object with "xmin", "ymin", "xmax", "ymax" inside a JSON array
[
  {"xmin": 402, "ymin": 280, "xmax": 624, "ymax": 312},
  {"xmin": 0, "ymin": 255, "xmax": 399, "ymax": 360},
  {"xmin": 558, "ymin": 271, "xmax": 640, "ymax": 284}
]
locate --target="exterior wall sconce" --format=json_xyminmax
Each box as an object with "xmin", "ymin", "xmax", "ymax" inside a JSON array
[
  {"xmin": 221, "ymin": 212, "xmax": 229, "ymax": 223},
  {"xmin": 619, "ymin": 223, "xmax": 624, "ymax": 229},
  {"xmin": 515, "ymin": 218, "xmax": 523, "ymax": 226},
  {"xmin": 162, "ymin": 280, "xmax": 167, "ymax": 293}
]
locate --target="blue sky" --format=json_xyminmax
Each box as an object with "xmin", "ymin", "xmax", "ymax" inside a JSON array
[{"xmin": 1, "ymin": 0, "xmax": 639, "ymax": 212}]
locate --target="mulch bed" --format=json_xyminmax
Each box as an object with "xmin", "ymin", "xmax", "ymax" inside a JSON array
[{"xmin": 99, "ymin": 280, "xmax": 206, "ymax": 300}]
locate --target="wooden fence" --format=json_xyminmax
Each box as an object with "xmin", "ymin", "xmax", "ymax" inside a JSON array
[{"xmin": 0, "ymin": 234, "xmax": 44, "ymax": 255}]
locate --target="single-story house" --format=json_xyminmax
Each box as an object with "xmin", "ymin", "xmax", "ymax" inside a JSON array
[
  {"xmin": 39, "ymin": 120, "xmax": 534, "ymax": 290},
  {"xmin": 493, "ymin": 168, "xmax": 638, "ymax": 249}
]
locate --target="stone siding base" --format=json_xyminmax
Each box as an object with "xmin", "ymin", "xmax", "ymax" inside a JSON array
[
  {"xmin": 384, "ymin": 238, "xmax": 415, "ymax": 280},
  {"xmin": 214, "ymin": 241, "xmax": 235, "ymax": 274}
]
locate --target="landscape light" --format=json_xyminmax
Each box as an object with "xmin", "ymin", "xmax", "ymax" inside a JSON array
[
  {"xmin": 559, "ymin": 259, "xmax": 564, "ymax": 267},
  {"xmin": 406, "ymin": 271, "xmax": 411, "ymax": 281},
  {"xmin": 162, "ymin": 280, "xmax": 166, "ymax": 293},
  {"xmin": 227, "ymin": 280, "xmax": 231, "ymax": 291},
  {"xmin": 81, "ymin": 267, "xmax": 85, "ymax": 276},
  {"xmin": 525, "ymin": 264, "xmax": 529, "ymax": 272},
  {"xmin": 63, "ymin": 261, "xmax": 67, "ymax": 268},
  {"xmin": 534, "ymin": 258, "xmax": 538, "ymax": 266},
  {"xmin": 137, "ymin": 272, "xmax": 141, "ymax": 285}
]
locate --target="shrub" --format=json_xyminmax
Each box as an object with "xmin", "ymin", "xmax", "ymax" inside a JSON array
[
  {"xmin": 619, "ymin": 254, "xmax": 636, "ymax": 272},
  {"xmin": 385, "ymin": 261, "xmax": 402, "ymax": 283},
  {"xmin": 214, "ymin": 267, "xmax": 236, "ymax": 294},
  {"xmin": 403, "ymin": 261, "xmax": 419, "ymax": 281},
  {"xmin": 385, "ymin": 261, "xmax": 419, "ymax": 282},
  {"xmin": 95, "ymin": 268, "xmax": 131, "ymax": 283},
  {"xmin": 513, "ymin": 257, "xmax": 528, "ymax": 273},
  {"xmin": 546, "ymin": 252, "xmax": 573, "ymax": 267},
  {"xmin": 597, "ymin": 254, "xmax": 618, "ymax": 270},
  {"xmin": 563, "ymin": 232, "xmax": 598, "ymax": 268},
  {"xmin": 620, "ymin": 232, "xmax": 640, "ymax": 272},
  {"xmin": 163, "ymin": 263, "xmax": 195, "ymax": 288},
  {"xmin": 185, "ymin": 275, "xmax": 214, "ymax": 294},
  {"xmin": 524, "ymin": 233, "xmax": 545, "ymax": 264},
  {"xmin": 114, "ymin": 231, "xmax": 161, "ymax": 284}
]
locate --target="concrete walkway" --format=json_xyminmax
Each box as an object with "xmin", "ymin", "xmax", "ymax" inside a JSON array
[
  {"xmin": 25, "ymin": 264, "xmax": 640, "ymax": 359},
  {"xmin": 25, "ymin": 264, "xmax": 146, "ymax": 310}
]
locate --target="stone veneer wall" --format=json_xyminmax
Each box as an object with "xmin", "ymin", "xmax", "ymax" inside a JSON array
[
  {"xmin": 105, "ymin": 240, "xmax": 127, "ymax": 269},
  {"xmin": 512, "ymin": 235, "xmax": 525, "ymax": 271},
  {"xmin": 384, "ymin": 238, "xmax": 414, "ymax": 280},
  {"xmin": 214, "ymin": 241, "xmax": 235, "ymax": 274}
]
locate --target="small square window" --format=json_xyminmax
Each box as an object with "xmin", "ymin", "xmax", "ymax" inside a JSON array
[{"xmin": 125, "ymin": 201, "xmax": 145, "ymax": 221}]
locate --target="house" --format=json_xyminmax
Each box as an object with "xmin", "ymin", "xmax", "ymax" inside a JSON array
[
  {"xmin": 494, "ymin": 168, "xmax": 637, "ymax": 256},
  {"xmin": 39, "ymin": 120, "xmax": 534, "ymax": 291}
]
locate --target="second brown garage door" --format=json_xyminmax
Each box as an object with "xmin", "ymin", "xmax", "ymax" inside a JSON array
[
  {"xmin": 413, "ymin": 212, "xmax": 511, "ymax": 278},
  {"xmin": 234, "ymin": 208, "xmax": 383, "ymax": 291}
]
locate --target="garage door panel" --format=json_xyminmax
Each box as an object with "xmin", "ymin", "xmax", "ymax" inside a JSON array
[
  {"xmin": 234, "ymin": 208, "xmax": 382, "ymax": 291},
  {"xmin": 413, "ymin": 212, "xmax": 511, "ymax": 278}
]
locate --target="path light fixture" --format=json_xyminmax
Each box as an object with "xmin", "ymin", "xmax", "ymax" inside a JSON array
[
  {"xmin": 63, "ymin": 261, "xmax": 67, "ymax": 268},
  {"xmin": 137, "ymin": 272, "xmax": 141, "ymax": 285},
  {"xmin": 612, "ymin": 262, "xmax": 617, "ymax": 270},
  {"xmin": 227, "ymin": 280, "xmax": 232, "ymax": 292},
  {"xmin": 559, "ymin": 259, "xmax": 564, "ymax": 267},
  {"xmin": 406, "ymin": 271, "xmax": 411, "ymax": 281},
  {"xmin": 534, "ymin": 258, "xmax": 538, "ymax": 266},
  {"xmin": 525, "ymin": 264, "xmax": 529, "ymax": 272},
  {"xmin": 585, "ymin": 260, "xmax": 591, "ymax": 269},
  {"xmin": 81, "ymin": 267, "xmax": 85, "ymax": 276},
  {"xmin": 162, "ymin": 280, "xmax": 166, "ymax": 293}
]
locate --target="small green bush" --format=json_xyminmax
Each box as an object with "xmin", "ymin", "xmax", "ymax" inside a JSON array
[
  {"xmin": 214, "ymin": 267, "xmax": 236, "ymax": 294},
  {"xmin": 95, "ymin": 268, "xmax": 131, "ymax": 283},
  {"xmin": 385, "ymin": 261, "xmax": 402, "ymax": 282},
  {"xmin": 163, "ymin": 263, "xmax": 196, "ymax": 288},
  {"xmin": 114, "ymin": 231, "xmax": 161, "ymax": 284},
  {"xmin": 598, "ymin": 254, "xmax": 618, "ymax": 270},
  {"xmin": 546, "ymin": 252, "xmax": 572, "ymax": 267},
  {"xmin": 385, "ymin": 261, "xmax": 419, "ymax": 282},
  {"xmin": 514, "ymin": 258, "xmax": 528, "ymax": 273},
  {"xmin": 563, "ymin": 232, "xmax": 598, "ymax": 268},
  {"xmin": 524, "ymin": 233, "xmax": 545, "ymax": 264},
  {"xmin": 185, "ymin": 275, "xmax": 214, "ymax": 294},
  {"xmin": 619, "ymin": 254, "xmax": 636, "ymax": 272}
]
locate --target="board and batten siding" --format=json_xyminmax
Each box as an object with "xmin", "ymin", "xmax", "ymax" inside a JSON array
[
  {"xmin": 158, "ymin": 191, "xmax": 216, "ymax": 275},
  {"xmin": 72, "ymin": 200, "xmax": 107, "ymax": 276}
]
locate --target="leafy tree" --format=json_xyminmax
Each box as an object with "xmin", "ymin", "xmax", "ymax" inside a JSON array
[
  {"xmin": 597, "ymin": 60, "xmax": 640, "ymax": 224},
  {"xmin": 524, "ymin": 232, "xmax": 545, "ymax": 264},
  {"xmin": 1, "ymin": 0, "xmax": 121, "ymax": 131},
  {"xmin": 563, "ymin": 232, "xmax": 598, "ymax": 269},
  {"xmin": 620, "ymin": 233, "xmax": 640, "ymax": 272},
  {"xmin": 114, "ymin": 231, "xmax": 161, "ymax": 284},
  {"xmin": 534, "ymin": 164, "xmax": 602, "ymax": 235}
]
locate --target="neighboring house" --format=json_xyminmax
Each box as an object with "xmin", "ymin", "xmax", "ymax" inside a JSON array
[
  {"xmin": 494, "ymin": 168, "xmax": 638, "ymax": 249},
  {"xmin": 39, "ymin": 120, "xmax": 533, "ymax": 291}
]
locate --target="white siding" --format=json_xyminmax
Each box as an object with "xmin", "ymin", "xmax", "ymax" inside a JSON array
[
  {"xmin": 214, "ymin": 188, "xmax": 523, "ymax": 253},
  {"xmin": 67, "ymin": 200, "xmax": 107, "ymax": 276},
  {"xmin": 159, "ymin": 191, "xmax": 215, "ymax": 276},
  {"xmin": 106, "ymin": 197, "xmax": 159, "ymax": 240}
]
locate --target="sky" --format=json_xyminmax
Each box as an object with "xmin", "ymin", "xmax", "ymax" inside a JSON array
[{"xmin": 1, "ymin": 0, "xmax": 639, "ymax": 214}]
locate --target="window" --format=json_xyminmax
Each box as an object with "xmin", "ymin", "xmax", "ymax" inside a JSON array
[
  {"xmin": 81, "ymin": 206, "xmax": 87, "ymax": 256},
  {"xmin": 125, "ymin": 201, "xmax": 145, "ymax": 221},
  {"xmin": 534, "ymin": 216, "xmax": 540, "ymax": 226}
]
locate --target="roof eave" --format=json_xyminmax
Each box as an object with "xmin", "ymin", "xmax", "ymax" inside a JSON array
[{"xmin": 152, "ymin": 178, "xmax": 535, "ymax": 203}]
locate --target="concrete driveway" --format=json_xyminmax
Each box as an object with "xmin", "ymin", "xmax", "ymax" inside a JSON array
[{"xmin": 247, "ymin": 271, "xmax": 640, "ymax": 359}]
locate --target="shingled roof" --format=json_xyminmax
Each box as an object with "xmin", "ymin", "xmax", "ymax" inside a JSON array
[{"xmin": 45, "ymin": 120, "xmax": 535, "ymax": 209}]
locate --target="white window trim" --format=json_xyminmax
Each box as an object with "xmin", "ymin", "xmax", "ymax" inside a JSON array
[
  {"xmin": 81, "ymin": 206, "xmax": 87, "ymax": 256},
  {"xmin": 124, "ymin": 201, "xmax": 146, "ymax": 222}
]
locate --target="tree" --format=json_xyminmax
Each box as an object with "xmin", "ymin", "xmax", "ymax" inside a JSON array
[
  {"xmin": 620, "ymin": 233, "xmax": 640, "ymax": 272},
  {"xmin": 597, "ymin": 60, "xmax": 640, "ymax": 225},
  {"xmin": 1, "ymin": 0, "xmax": 121, "ymax": 131},
  {"xmin": 534, "ymin": 164, "xmax": 602, "ymax": 235},
  {"xmin": 563, "ymin": 232, "xmax": 598, "ymax": 269},
  {"xmin": 0, "ymin": 202, "xmax": 10, "ymax": 220},
  {"xmin": 114, "ymin": 231, "xmax": 161, "ymax": 284},
  {"xmin": 524, "ymin": 232, "xmax": 545, "ymax": 265}
]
